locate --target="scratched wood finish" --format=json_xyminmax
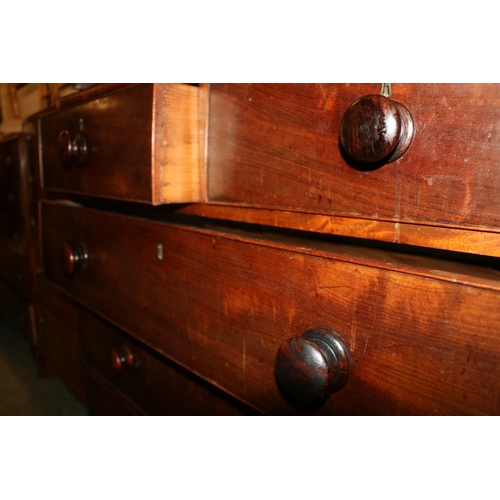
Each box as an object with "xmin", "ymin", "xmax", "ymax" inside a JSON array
[
  {"xmin": 41, "ymin": 202, "xmax": 500, "ymax": 415},
  {"xmin": 207, "ymin": 84, "xmax": 500, "ymax": 231},
  {"xmin": 80, "ymin": 307, "xmax": 255, "ymax": 415},
  {"xmin": 41, "ymin": 84, "xmax": 200, "ymax": 204}
]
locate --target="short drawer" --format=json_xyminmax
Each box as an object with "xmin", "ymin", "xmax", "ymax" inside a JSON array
[
  {"xmin": 208, "ymin": 84, "xmax": 500, "ymax": 230},
  {"xmin": 80, "ymin": 307, "xmax": 255, "ymax": 415},
  {"xmin": 41, "ymin": 84, "xmax": 200, "ymax": 204},
  {"xmin": 41, "ymin": 201, "xmax": 500, "ymax": 415}
]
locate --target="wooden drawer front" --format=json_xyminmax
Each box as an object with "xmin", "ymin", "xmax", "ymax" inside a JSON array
[
  {"xmin": 208, "ymin": 84, "xmax": 500, "ymax": 230},
  {"xmin": 41, "ymin": 202, "xmax": 500, "ymax": 415},
  {"xmin": 41, "ymin": 84, "xmax": 200, "ymax": 204},
  {"xmin": 80, "ymin": 308, "xmax": 254, "ymax": 415},
  {"xmin": 85, "ymin": 367, "xmax": 144, "ymax": 416}
]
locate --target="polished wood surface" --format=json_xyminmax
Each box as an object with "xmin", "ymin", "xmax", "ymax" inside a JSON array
[
  {"xmin": 41, "ymin": 84, "xmax": 200, "ymax": 204},
  {"xmin": 207, "ymin": 84, "xmax": 500, "ymax": 231},
  {"xmin": 80, "ymin": 308, "xmax": 255, "ymax": 415},
  {"xmin": 41, "ymin": 202, "xmax": 500, "ymax": 415},
  {"xmin": 8, "ymin": 83, "xmax": 500, "ymax": 416},
  {"xmin": 340, "ymin": 94, "xmax": 414, "ymax": 164},
  {"xmin": 180, "ymin": 203, "xmax": 500, "ymax": 258}
]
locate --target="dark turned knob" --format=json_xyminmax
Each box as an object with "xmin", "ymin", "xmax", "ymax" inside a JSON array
[
  {"xmin": 72, "ymin": 131, "xmax": 90, "ymax": 167},
  {"xmin": 340, "ymin": 94, "xmax": 414, "ymax": 164},
  {"xmin": 275, "ymin": 327, "xmax": 352, "ymax": 406},
  {"xmin": 61, "ymin": 243, "xmax": 88, "ymax": 277},
  {"xmin": 109, "ymin": 346, "xmax": 135, "ymax": 372},
  {"xmin": 58, "ymin": 131, "xmax": 73, "ymax": 170},
  {"xmin": 57, "ymin": 130, "xmax": 90, "ymax": 170}
]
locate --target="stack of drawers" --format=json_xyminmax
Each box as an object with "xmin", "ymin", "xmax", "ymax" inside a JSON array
[{"xmin": 23, "ymin": 83, "xmax": 500, "ymax": 415}]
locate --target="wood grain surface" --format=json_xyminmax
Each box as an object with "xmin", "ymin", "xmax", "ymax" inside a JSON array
[
  {"xmin": 207, "ymin": 84, "xmax": 500, "ymax": 230},
  {"xmin": 41, "ymin": 202, "xmax": 500, "ymax": 415},
  {"xmin": 180, "ymin": 203, "xmax": 500, "ymax": 258},
  {"xmin": 80, "ymin": 307, "xmax": 255, "ymax": 415},
  {"xmin": 41, "ymin": 84, "xmax": 200, "ymax": 204}
]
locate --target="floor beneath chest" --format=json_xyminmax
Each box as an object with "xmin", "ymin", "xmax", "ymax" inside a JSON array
[{"xmin": 0, "ymin": 318, "xmax": 87, "ymax": 416}]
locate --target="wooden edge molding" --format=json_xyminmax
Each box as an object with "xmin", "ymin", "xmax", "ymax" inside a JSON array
[{"xmin": 178, "ymin": 203, "xmax": 500, "ymax": 259}]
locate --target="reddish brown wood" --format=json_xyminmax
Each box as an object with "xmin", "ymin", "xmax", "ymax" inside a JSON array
[
  {"xmin": 40, "ymin": 83, "xmax": 201, "ymax": 205},
  {"xmin": 41, "ymin": 202, "xmax": 500, "ymax": 415},
  {"xmin": 207, "ymin": 84, "xmax": 500, "ymax": 230},
  {"xmin": 179, "ymin": 203, "xmax": 500, "ymax": 258},
  {"xmin": 41, "ymin": 85, "xmax": 155, "ymax": 201},
  {"xmin": 14, "ymin": 83, "xmax": 500, "ymax": 417},
  {"xmin": 80, "ymin": 307, "xmax": 256, "ymax": 415}
]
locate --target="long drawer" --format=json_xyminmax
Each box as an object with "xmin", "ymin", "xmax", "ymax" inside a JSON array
[
  {"xmin": 40, "ymin": 84, "xmax": 200, "ymax": 204},
  {"xmin": 208, "ymin": 84, "xmax": 500, "ymax": 230},
  {"xmin": 41, "ymin": 201, "xmax": 500, "ymax": 415}
]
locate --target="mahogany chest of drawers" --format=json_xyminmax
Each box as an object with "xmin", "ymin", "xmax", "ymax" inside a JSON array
[{"xmin": 12, "ymin": 82, "xmax": 500, "ymax": 415}]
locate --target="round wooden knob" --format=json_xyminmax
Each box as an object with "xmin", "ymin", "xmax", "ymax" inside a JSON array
[
  {"xmin": 275, "ymin": 327, "xmax": 352, "ymax": 406},
  {"xmin": 57, "ymin": 130, "xmax": 73, "ymax": 170},
  {"xmin": 340, "ymin": 94, "xmax": 414, "ymax": 164},
  {"xmin": 61, "ymin": 243, "xmax": 88, "ymax": 277},
  {"xmin": 109, "ymin": 346, "xmax": 135, "ymax": 372},
  {"xmin": 72, "ymin": 131, "xmax": 90, "ymax": 167},
  {"xmin": 57, "ymin": 130, "xmax": 90, "ymax": 169}
]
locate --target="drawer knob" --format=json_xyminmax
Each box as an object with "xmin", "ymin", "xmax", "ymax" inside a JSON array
[
  {"xmin": 72, "ymin": 131, "xmax": 90, "ymax": 167},
  {"xmin": 61, "ymin": 243, "xmax": 88, "ymax": 277},
  {"xmin": 275, "ymin": 327, "xmax": 352, "ymax": 406},
  {"xmin": 340, "ymin": 94, "xmax": 414, "ymax": 164},
  {"xmin": 57, "ymin": 130, "xmax": 90, "ymax": 169},
  {"xmin": 57, "ymin": 131, "xmax": 73, "ymax": 170},
  {"xmin": 109, "ymin": 346, "xmax": 135, "ymax": 372}
]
